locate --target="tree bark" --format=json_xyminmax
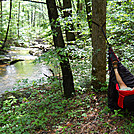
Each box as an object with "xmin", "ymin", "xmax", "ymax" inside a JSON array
[
  {"xmin": 76, "ymin": 0, "xmax": 80, "ymax": 37},
  {"xmin": 92, "ymin": 0, "xmax": 106, "ymax": 90},
  {"xmin": 33, "ymin": 6, "xmax": 36, "ymax": 27},
  {"xmin": 31, "ymin": 5, "xmax": 33, "ymax": 26},
  {"xmin": 46, "ymin": 0, "xmax": 75, "ymax": 98},
  {"xmin": 17, "ymin": 1, "xmax": 20, "ymax": 39},
  {"xmin": 22, "ymin": 5, "xmax": 24, "ymax": 26},
  {"xmin": 2, "ymin": 0, "xmax": 12, "ymax": 49},
  {"xmin": 85, "ymin": 0, "xmax": 92, "ymax": 37},
  {"xmin": 27, "ymin": 10, "xmax": 30, "ymax": 25},
  {"xmin": 0, "ymin": 1, "xmax": 2, "ymax": 41},
  {"xmin": 76, "ymin": 0, "xmax": 83, "ymax": 38},
  {"xmin": 63, "ymin": 0, "xmax": 75, "ymax": 44}
]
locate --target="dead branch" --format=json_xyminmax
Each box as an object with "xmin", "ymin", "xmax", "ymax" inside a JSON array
[{"xmin": 23, "ymin": 0, "xmax": 46, "ymax": 4}]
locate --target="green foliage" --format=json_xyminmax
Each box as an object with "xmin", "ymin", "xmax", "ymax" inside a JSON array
[
  {"xmin": 0, "ymin": 78, "xmax": 92, "ymax": 133},
  {"xmin": 111, "ymin": 109, "xmax": 124, "ymax": 117},
  {"xmin": 107, "ymin": 1, "xmax": 133, "ymax": 73},
  {"xmin": 0, "ymin": 1, "xmax": 134, "ymax": 133},
  {"xmin": 1, "ymin": 79, "xmax": 134, "ymax": 133},
  {"xmin": 1, "ymin": 0, "xmax": 48, "ymax": 47}
]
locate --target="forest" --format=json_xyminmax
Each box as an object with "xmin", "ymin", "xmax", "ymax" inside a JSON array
[{"xmin": 0, "ymin": 0, "xmax": 134, "ymax": 133}]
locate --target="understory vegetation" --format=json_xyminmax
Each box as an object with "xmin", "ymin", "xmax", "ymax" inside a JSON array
[
  {"xmin": 0, "ymin": 0, "xmax": 134, "ymax": 133},
  {"xmin": 0, "ymin": 79, "xmax": 134, "ymax": 133}
]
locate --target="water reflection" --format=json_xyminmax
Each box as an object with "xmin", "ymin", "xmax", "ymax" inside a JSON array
[{"xmin": 0, "ymin": 47, "xmax": 50, "ymax": 94}]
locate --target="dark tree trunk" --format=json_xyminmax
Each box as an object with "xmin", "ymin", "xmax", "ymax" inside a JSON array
[
  {"xmin": 63, "ymin": 0, "xmax": 75, "ymax": 44},
  {"xmin": 76, "ymin": 0, "xmax": 80, "ymax": 36},
  {"xmin": 91, "ymin": 0, "xmax": 106, "ymax": 90},
  {"xmin": 85, "ymin": 0, "xmax": 92, "ymax": 37},
  {"xmin": 2, "ymin": 0, "xmax": 12, "ymax": 49},
  {"xmin": 46, "ymin": 0, "xmax": 75, "ymax": 98},
  {"xmin": 17, "ymin": 1, "xmax": 20, "ymax": 39},
  {"xmin": 76, "ymin": 0, "xmax": 83, "ymax": 38},
  {"xmin": 0, "ymin": 1, "xmax": 2, "ymax": 40},
  {"xmin": 57, "ymin": 0, "xmax": 62, "ymax": 7},
  {"xmin": 33, "ymin": 6, "xmax": 36, "ymax": 27},
  {"xmin": 27, "ymin": 10, "xmax": 30, "ymax": 25}
]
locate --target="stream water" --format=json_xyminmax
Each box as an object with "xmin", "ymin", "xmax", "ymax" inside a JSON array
[{"xmin": 0, "ymin": 47, "xmax": 51, "ymax": 94}]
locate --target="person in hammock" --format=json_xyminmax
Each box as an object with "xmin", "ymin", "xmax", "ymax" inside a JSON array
[{"xmin": 112, "ymin": 60, "xmax": 134, "ymax": 91}]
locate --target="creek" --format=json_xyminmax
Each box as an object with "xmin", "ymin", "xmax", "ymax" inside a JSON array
[{"xmin": 0, "ymin": 47, "xmax": 51, "ymax": 94}]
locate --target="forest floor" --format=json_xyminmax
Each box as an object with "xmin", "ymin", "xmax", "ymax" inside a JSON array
[
  {"xmin": 0, "ymin": 83, "xmax": 134, "ymax": 134},
  {"xmin": 38, "ymin": 89, "xmax": 134, "ymax": 134}
]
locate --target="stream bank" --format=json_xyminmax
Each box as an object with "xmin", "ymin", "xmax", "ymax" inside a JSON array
[{"xmin": 0, "ymin": 47, "xmax": 51, "ymax": 94}]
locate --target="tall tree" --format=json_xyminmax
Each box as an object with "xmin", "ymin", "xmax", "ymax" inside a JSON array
[
  {"xmin": 76, "ymin": 0, "xmax": 80, "ymax": 37},
  {"xmin": 63, "ymin": 0, "xmax": 75, "ymax": 44},
  {"xmin": 46, "ymin": 0, "xmax": 75, "ymax": 98},
  {"xmin": 85, "ymin": 0, "xmax": 92, "ymax": 37},
  {"xmin": 2, "ymin": 0, "xmax": 12, "ymax": 49},
  {"xmin": 0, "ymin": 0, "xmax": 2, "ymax": 40},
  {"xmin": 91, "ymin": 0, "xmax": 106, "ymax": 89},
  {"xmin": 33, "ymin": 5, "xmax": 36, "ymax": 27},
  {"xmin": 31, "ymin": 4, "xmax": 33, "ymax": 26},
  {"xmin": 17, "ymin": 1, "xmax": 20, "ymax": 39}
]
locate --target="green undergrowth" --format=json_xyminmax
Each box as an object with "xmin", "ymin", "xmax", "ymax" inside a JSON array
[{"xmin": 0, "ymin": 79, "xmax": 134, "ymax": 134}]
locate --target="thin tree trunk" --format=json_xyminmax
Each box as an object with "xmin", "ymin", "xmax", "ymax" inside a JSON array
[
  {"xmin": 31, "ymin": 5, "xmax": 33, "ymax": 26},
  {"xmin": 22, "ymin": 0, "xmax": 46, "ymax": 4},
  {"xmin": 33, "ymin": 6, "xmax": 36, "ymax": 27},
  {"xmin": 46, "ymin": 0, "xmax": 75, "ymax": 98},
  {"xmin": 0, "ymin": 1, "xmax": 2, "ymax": 41},
  {"xmin": 71, "ymin": 0, "xmax": 76, "ymax": 11},
  {"xmin": 41, "ymin": 4, "xmax": 45, "ymax": 20},
  {"xmin": 76, "ymin": 0, "xmax": 81, "ymax": 37},
  {"xmin": 2, "ymin": 0, "xmax": 12, "ymax": 49},
  {"xmin": 63, "ymin": 0, "xmax": 75, "ymax": 45},
  {"xmin": 18, "ymin": 1, "xmax": 20, "ymax": 39},
  {"xmin": 85, "ymin": 0, "xmax": 92, "ymax": 37},
  {"xmin": 91, "ymin": 0, "xmax": 106, "ymax": 90},
  {"xmin": 57, "ymin": 0, "xmax": 62, "ymax": 7},
  {"xmin": 27, "ymin": 10, "xmax": 30, "ymax": 25},
  {"xmin": 77, "ymin": 0, "xmax": 80, "ymax": 15},
  {"xmin": 38, "ymin": 15, "xmax": 40, "ymax": 33},
  {"xmin": 22, "ymin": 5, "xmax": 24, "ymax": 26}
]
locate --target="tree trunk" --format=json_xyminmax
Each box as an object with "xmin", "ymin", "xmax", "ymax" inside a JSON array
[
  {"xmin": 76, "ymin": 0, "xmax": 83, "ymax": 38},
  {"xmin": 41, "ymin": 4, "xmax": 45, "ymax": 20},
  {"xmin": 21, "ymin": 5, "xmax": 24, "ymax": 26},
  {"xmin": 85, "ymin": 0, "xmax": 92, "ymax": 37},
  {"xmin": 2, "ymin": 0, "xmax": 12, "ymax": 49},
  {"xmin": 31, "ymin": 5, "xmax": 33, "ymax": 26},
  {"xmin": 63, "ymin": 0, "xmax": 75, "ymax": 44},
  {"xmin": 57, "ymin": 0, "xmax": 62, "ymax": 7},
  {"xmin": 91, "ymin": 0, "xmax": 106, "ymax": 90},
  {"xmin": 17, "ymin": 1, "xmax": 20, "ymax": 39},
  {"xmin": 33, "ymin": 6, "xmax": 36, "ymax": 27},
  {"xmin": 0, "ymin": 1, "xmax": 2, "ymax": 40},
  {"xmin": 27, "ymin": 10, "xmax": 30, "ymax": 25},
  {"xmin": 46, "ymin": 0, "xmax": 75, "ymax": 98},
  {"xmin": 76, "ymin": 0, "xmax": 80, "ymax": 37}
]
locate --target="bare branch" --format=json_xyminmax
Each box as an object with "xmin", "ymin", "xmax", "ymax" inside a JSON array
[{"xmin": 22, "ymin": 0, "xmax": 46, "ymax": 4}]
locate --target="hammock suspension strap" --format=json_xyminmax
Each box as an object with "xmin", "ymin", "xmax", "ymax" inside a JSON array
[
  {"xmin": 92, "ymin": 21, "xmax": 112, "ymax": 71},
  {"xmin": 92, "ymin": 21, "xmax": 111, "ymax": 47}
]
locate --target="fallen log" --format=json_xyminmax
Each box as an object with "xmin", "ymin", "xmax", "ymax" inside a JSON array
[{"xmin": 10, "ymin": 59, "xmax": 24, "ymax": 65}]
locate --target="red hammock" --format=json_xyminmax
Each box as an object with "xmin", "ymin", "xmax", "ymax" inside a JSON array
[{"xmin": 108, "ymin": 47, "xmax": 134, "ymax": 111}]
